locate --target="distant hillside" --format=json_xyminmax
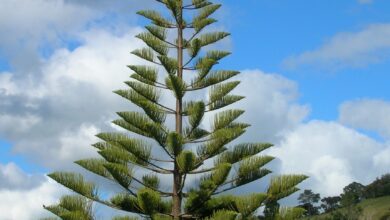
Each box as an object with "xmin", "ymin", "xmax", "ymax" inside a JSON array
[{"xmin": 305, "ymin": 196, "xmax": 390, "ymax": 220}]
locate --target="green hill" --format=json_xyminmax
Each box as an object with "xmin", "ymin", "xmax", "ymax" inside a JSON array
[{"xmin": 305, "ymin": 196, "xmax": 390, "ymax": 220}]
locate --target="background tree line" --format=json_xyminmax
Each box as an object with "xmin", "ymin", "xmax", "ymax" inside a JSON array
[{"xmin": 295, "ymin": 173, "xmax": 390, "ymax": 219}]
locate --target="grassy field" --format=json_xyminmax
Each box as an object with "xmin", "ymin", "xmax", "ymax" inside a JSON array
[{"xmin": 305, "ymin": 196, "xmax": 390, "ymax": 220}]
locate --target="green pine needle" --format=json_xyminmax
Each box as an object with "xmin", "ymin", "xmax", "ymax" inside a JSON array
[
  {"xmin": 177, "ymin": 151, "xmax": 197, "ymax": 173},
  {"xmin": 137, "ymin": 10, "xmax": 173, "ymax": 28},
  {"xmin": 48, "ymin": 172, "xmax": 97, "ymax": 199},
  {"xmin": 136, "ymin": 32, "xmax": 169, "ymax": 55},
  {"xmin": 145, "ymin": 25, "xmax": 167, "ymax": 42},
  {"xmin": 75, "ymin": 159, "xmax": 112, "ymax": 178},
  {"xmin": 166, "ymin": 132, "xmax": 184, "ymax": 156},
  {"xmin": 104, "ymin": 162, "xmax": 133, "ymax": 189},
  {"xmin": 142, "ymin": 174, "xmax": 160, "ymax": 189},
  {"xmin": 110, "ymin": 193, "xmax": 141, "ymax": 213},
  {"xmin": 191, "ymin": 0, "xmax": 213, "ymax": 9},
  {"xmin": 131, "ymin": 48, "xmax": 155, "ymax": 63},
  {"xmin": 127, "ymin": 65, "xmax": 158, "ymax": 84}
]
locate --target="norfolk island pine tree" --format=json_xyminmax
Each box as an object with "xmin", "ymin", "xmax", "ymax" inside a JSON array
[{"xmin": 43, "ymin": 0, "xmax": 308, "ymax": 219}]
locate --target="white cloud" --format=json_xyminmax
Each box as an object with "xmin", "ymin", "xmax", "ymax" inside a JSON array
[
  {"xmin": 0, "ymin": 0, "xmax": 148, "ymax": 72},
  {"xmin": 339, "ymin": 99, "xmax": 390, "ymax": 139},
  {"xmin": 0, "ymin": 0, "xmax": 92, "ymax": 71},
  {"xmin": 41, "ymin": 28, "xmax": 143, "ymax": 93},
  {"xmin": 271, "ymin": 120, "xmax": 386, "ymax": 196},
  {"xmin": 0, "ymin": 163, "xmax": 45, "ymax": 190},
  {"xmin": 0, "ymin": 0, "xmax": 92, "ymax": 36},
  {"xmin": 0, "ymin": 28, "xmax": 146, "ymax": 169},
  {"xmin": 0, "ymin": 114, "xmax": 41, "ymax": 134},
  {"xmin": 374, "ymin": 146, "xmax": 390, "ymax": 168},
  {"xmin": 283, "ymin": 24, "xmax": 390, "ymax": 70},
  {"xmin": 217, "ymin": 70, "xmax": 310, "ymax": 143},
  {"xmin": 0, "ymin": 73, "xmax": 17, "ymax": 95},
  {"xmin": 56, "ymin": 124, "xmax": 100, "ymax": 165},
  {"xmin": 0, "ymin": 163, "xmax": 64, "ymax": 220},
  {"xmin": 309, "ymin": 156, "xmax": 353, "ymax": 196}
]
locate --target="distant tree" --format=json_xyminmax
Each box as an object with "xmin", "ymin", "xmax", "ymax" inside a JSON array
[
  {"xmin": 320, "ymin": 196, "xmax": 341, "ymax": 213},
  {"xmin": 340, "ymin": 182, "xmax": 365, "ymax": 207},
  {"xmin": 364, "ymin": 173, "xmax": 390, "ymax": 198},
  {"xmin": 298, "ymin": 189, "xmax": 321, "ymax": 204},
  {"xmin": 297, "ymin": 189, "xmax": 320, "ymax": 216}
]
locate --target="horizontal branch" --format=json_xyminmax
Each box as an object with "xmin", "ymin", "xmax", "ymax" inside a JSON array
[
  {"xmin": 153, "ymin": 101, "xmax": 176, "ymax": 114},
  {"xmin": 132, "ymin": 176, "xmax": 173, "ymax": 196},
  {"xmin": 154, "ymin": 82, "xmax": 169, "ymax": 89},
  {"xmin": 129, "ymin": 160, "xmax": 173, "ymax": 174},
  {"xmin": 150, "ymin": 157, "xmax": 174, "ymax": 163},
  {"xmin": 188, "ymin": 167, "xmax": 215, "ymax": 174},
  {"xmin": 90, "ymin": 198, "xmax": 148, "ymax": 218},
  {"xmin": 186, "ymin": 138, "xmax": 212, "ymax": 144}
]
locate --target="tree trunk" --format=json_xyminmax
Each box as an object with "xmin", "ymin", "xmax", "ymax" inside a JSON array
[{"xmin": 172, "ymin": 1, "xmax": 183, "ymax": 219}]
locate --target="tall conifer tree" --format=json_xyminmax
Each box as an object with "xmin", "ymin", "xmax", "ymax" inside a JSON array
[{"xmin": 44, "ymin": 0, "xmax": 307, "ymax": 219}]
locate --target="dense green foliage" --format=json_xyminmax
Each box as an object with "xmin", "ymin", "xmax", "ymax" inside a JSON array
[
  {"xmin": 297, "ymin": 190, "xmax": 321, "ymax": 216},
  {"xmin": 303, "ymin": 196, "xmax": 390, "ymax": 220},
  {"xmin": 340, "ymin": 182, "xmax": 365, "ymax": 207},
  {"xmin": 43, "ymin": 195, "xmax": 93, "ymax": 220},
  {"xmin": 320, "ymin": 196, "xmax": 341, "ymax": 213},
  {"xmin": 44, "ymin": 0, "xmax": 307, "ymax": 219},
  {"xmin": 364, "ymin": 174, "xmax": 390, "ymax": 199},
  {"xmin": 298, "ymin": 174, "xmax": 390, "ymax": 219}
]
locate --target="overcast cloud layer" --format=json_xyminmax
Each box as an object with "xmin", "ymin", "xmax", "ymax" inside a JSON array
[{"xmin": 1, "ymin": 0, "xmax": 390, "ymax": 219}]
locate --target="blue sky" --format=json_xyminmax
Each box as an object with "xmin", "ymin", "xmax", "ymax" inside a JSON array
[
  {"xmin": 1, "ymin": 0, "xmax": 390, "ymax": 218},
  {"xmin": 0, "ymin": 140, "xmax": 40, "ymax": 172},
  {"xmin": 222, "ymin": 0, "xmax": 390, "ymax": 121},
  {"xmin": 0, "ymin": 56, "xmax": 11, "ymax": 72}
]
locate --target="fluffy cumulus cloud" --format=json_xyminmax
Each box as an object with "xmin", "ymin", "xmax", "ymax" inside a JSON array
[
  {"xmin": 231, "ymin": 70, "xmax": 310, "ymax": 143},
  {"xmin": 0, "ymin": 0, "xmax": 91, "ymax": 71},
  {"xmin": 0, "ymin": 0, "xmax": 149, "ymax": 72},
  {"xmin": 339, "ymin": 99, "xmax": 390, "ymax": 139},
  {"xmin": 0, "ymin": 163, "xmax": 45, "ymax": 190},
  {"xmin": 338, "ymin": 99, "xmax": 390, "ymax": 176},
  {"xmin": 0, "ymin": 28, "xmax": 147, "ymax": 169},
  {"xmin": 373, "ymin": 147, "xmax": 390, "ymax": 168},
  {"xmin": 269, "ymin": 98, "xmax": 390, "ymax": 197},
  {"xmin": 0, "ymin": 0, "xmax": 154, "ymax": 171},
  {"xmin": 283, "ymin": 23, "xmax": 390, "ymax": 70},
  {"xmin": 270, "ymin": 120, "xmax": 388, "ymax": 196},
  {"xmin": 0, "ymin": 163, "xmax": 64, "ymax": 220}
]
